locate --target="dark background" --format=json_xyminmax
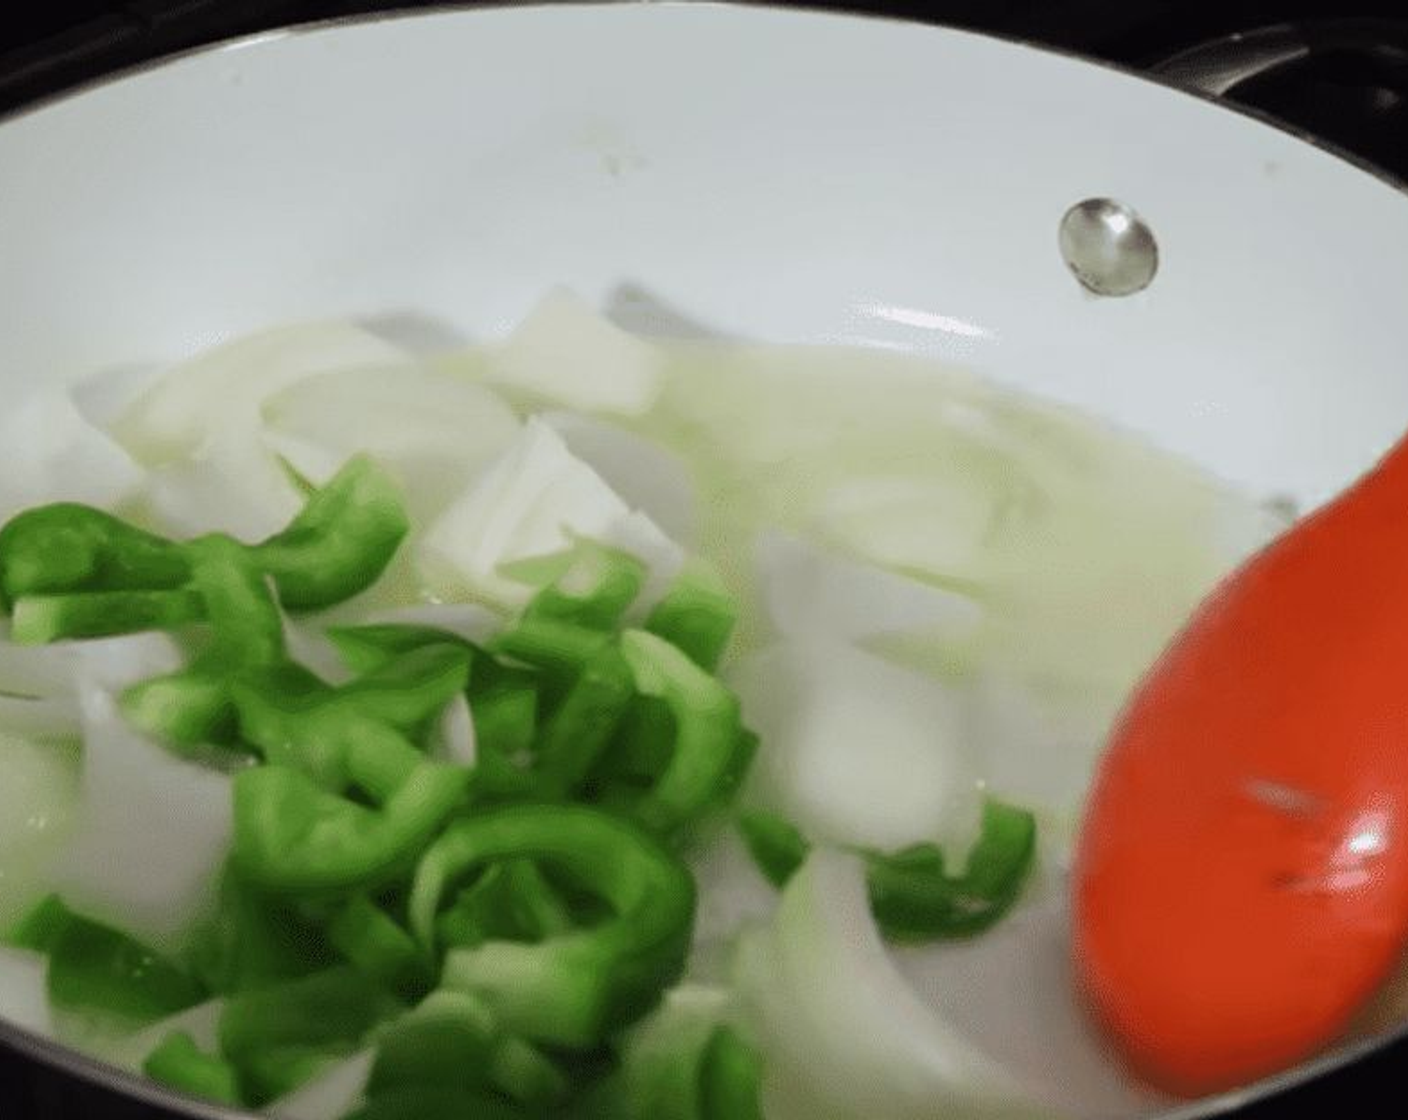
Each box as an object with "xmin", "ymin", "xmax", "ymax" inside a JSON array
[{"xmin": 2, "ymin": 1, "xmax": 1407, "ymax": 1118}]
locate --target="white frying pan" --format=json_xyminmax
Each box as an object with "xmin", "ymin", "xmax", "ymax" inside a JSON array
[{"xmin": 2, "ymin": 4, "xmax": 1407, "ymax": 1118}]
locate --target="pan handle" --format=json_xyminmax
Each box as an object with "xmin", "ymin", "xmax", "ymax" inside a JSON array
[
  {"xmin": 1148, "ymin": 19, "xmax": 1408, "ymax": 179},
  {"xmin": 1149, "ymin": 18, "xmax": 1408, "ymax": 97},
  {"xmin": 1148, "ymin": 23, "xmax": 1311, "ymax": 97}
]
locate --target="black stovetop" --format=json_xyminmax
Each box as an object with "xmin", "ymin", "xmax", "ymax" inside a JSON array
[{"xmin": 2, "ymin": 2, "xmax": 1407, "ymax": 1117}]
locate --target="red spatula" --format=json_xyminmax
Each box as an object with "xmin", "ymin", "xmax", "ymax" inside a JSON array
[{"xmin": 1074, "ymin": 437, "xmax": 1408, "ymax": 1097}]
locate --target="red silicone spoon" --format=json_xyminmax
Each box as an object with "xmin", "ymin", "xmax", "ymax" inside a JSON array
[{"xmin": 1074, "ymin": 436, "xmax": 1408, "ymax": 1097}]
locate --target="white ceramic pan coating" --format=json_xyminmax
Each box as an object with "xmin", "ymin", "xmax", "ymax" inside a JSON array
[{"xmin": 3, "ymin": 4, "xmax": 1408, "ymax": 1118}]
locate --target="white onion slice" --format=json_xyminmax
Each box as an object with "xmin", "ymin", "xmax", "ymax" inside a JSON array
[
  {"xmin": 0, "ymin": 696, "xmax": 81, "ymax": 740},
  {"xmin": 486, "ymin": 289, "xmax": 665, "ymax": 416},
  {"xmin": 737, "ymin": 849, "xmax": 1034, "ymax": 1120},
  {"xmin": 892, "ymin": 874, "xmax": 1167, "ymax": 1118},
  {"xmin": 144, "ymin": 424, "xmax": 304, "ymax": 542},
  {"xmin": 0, "ymin": 388, "xmax": 144, "ymax": 525},
  {"xmin": 433, "ymin": 694, "xmax": 476, "ymax": 768},
  {"xmin": 420, "ymin": 418, "xmax": 682, "ymax": 611},
  {"xmin": 269, "ymin": 1048, "xmax": 375, "ymax": 1120},
  {"xmin": 110, "ymin": 322, "xmax": 408, "ymax": 463},
  {"xmin": 52, "ymin": 683, "xmax": 232, "ymax": 950},
  {"xmin": 102, "ymin": 998, "xmax": 225, "ymax": 1071},
  {"xmin": 263, "ymin": 364, "xmax": 521, "ymax": 523},
  {"xmin": 729, "ymin": 638, "xmax": 983, "ymax": 858},
  {"xmin": 541, "ymin": 410, "xmax": 697, "ymax": 544},
  {"xmin": 755, "ymin": 529, "xmax": 982, "ymax": 644},
  {"xmin": 0, "ymin": 946, "xmax": 54, "ymax": 1038}
]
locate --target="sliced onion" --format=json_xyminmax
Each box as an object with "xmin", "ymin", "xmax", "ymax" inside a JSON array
[
  {"xmin": 811, "ymin": 473, "xmax": 1001, "ymax": 585},
  {"xmin": 962, "ymin": 670, "xmax": 1109, "ymax": 861},
  {"xmin": 728, "ymin": 638, "xmax": 983, "ymax": 858},
  {"xmin": 110, "ymin": 321, "xmax": 409, "ymax": 464},
  {"xmin": 101, "ymin": 998, "xmax": 225, "ymax": 1071},
  {"xmin": 736, "ymin": 848, "xmax": 1033, "ymax": 1120},
  {"xmin": 0, "ymin": 946, "xmax": 54, "ymax": 1038},
  {"xmin": 609, "ymin": 509, "xmax": 686, "ymax": 621},
  {"xmin": 420, "ymin": 418, "xmax": 682, "ymax": 611},
  {"xmin": 0, "ymin": 729, "xmax": 79, "ymax": 929},
  {"xmin": 283, "ymin": 617, "xmax": 355, "ymax": 686},
  {"xmin": 486, "ymin": 289, "xmax": 666, "ymax": 417},
  {"xmin": 263, "ymin": 363, "xmax": 522, "ymax": 523},
  {"xmin": 0, "ymin": 633, "xmax": 80, "ymax": 699},
  {"xmin": 688, "ymin": 826, "xmax": 780, "ymax": 952},
  {"xmin": 0, "ymin": 695, "xmax": 81, "ymax": 740},
  {"xmin": 541, "ymin": 410, "xmax": 697, "ymax": 544},
  {"xmin": 52, "ymin": 682, "xmax": 232, "ymax": 951},
  {"xmin": 433, "ymin": 694, "xmax": 476, "ymax": 768},
  {"xmin": 0, "ymin": 388, "xmax": 144, "ymax": 525},
  {"xmin": 891, "ymin": 874, "xmax": 1167, "ymax": 1118},
  {"xmin": 269, "ymin": 1048, "xmax": 375, "ymax": 1120},
  {"xmin": 72, "ymin": 633, "xmax": 185, "ymax": 693},
  {"xmin": 755, "ymin": 529, "xmax": 983, "ymax": 644},
  {"xmin": 143, "ymin": 424, "xmax": 304, "ymax": 542}
]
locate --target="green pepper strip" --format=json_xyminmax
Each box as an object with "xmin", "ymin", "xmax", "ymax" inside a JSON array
[
  {"xmin": 866, "ymin": 798, "xmax": 1037, "ymax": 940},
  {"xmin": 5, "ymin": 893, "xmax": 73, "ymax": 951},
  {"xmin": 698, "ymin": 1025, "xmax": 765, "ymax": 1120},
  {"xmin": 643, "ymin": 559, "xmax": 736, "ymax": 672},
  {"xmin": 368, "ymin": 989, "xmax": 567, "ymax": 1108},
  {"xmin": 41, "ymin": 904, "xmax": 206, "ymax": 1025},
  {"xmin": 232, "ymin": 647, "xmax": 468, "ymax": 795},
  {"xmin": 410, "ymin": 805, "xmax": 695, "ymax": 1048},
  {"xmin": 328, "ymin": 895, "xmax": 429, "ymax": 993},
  {"xmin": 490, "ymin": 618, "xmax": 610, "ymax": 681},
  {"xmin": 348, "ymin": 1088, "xmax": 533, "ymax": 1120},
  {"xmin": 218, "ymin": 967, "xmax": 400, "ymax": 1068},
  {"xmin": 618, "ymin": 630, "xmax": 746, "ymax": 834},
  {"xmin": 218, "ymin": 967, "xmax": 400, "ymax": 1104},
  {"xmin": 0, "ymin": 503, "xmax": 191, "ymax": 608},
  {"xmin": 142, "ymin": 1031, "xmax": 243, "ymax": 1106},
  {"xmin": 736, "ymin": 811, "xmax": 810, "ymax": 889},
  {"xmin": 249, "ymin": 1046, "xmax": 362, "ymax": 1105},
  {"xmin": 739, "ymin": 800, "xmax": 1038, "ymax": 940},
  {"xmin": 326, "ymin": 623, "xmax": 475, "ymax": 675},
  {"xmin": 9, "ymin": 589, "xmax": 205, "ymax": 644},
  {"xmin": 533, "ymin": 644, "xmax": 635, "ymax": 795},
  {"xmin": 233, "ymin": 761, "xmax": 471, "ymax": 892},
  {"xmin": 184, "ymin": 870, "xmax": 333, "ymax": 995},
  {"xmin": 507, "ymin": 539, "xmax": 646, "ymax": 631},
  {"xmin": 120, "ymin": 533, "xmax": 291, "ymax": 747},
  {"xmin": 251, "ymin": 455, "xmax": 409, "ymax": 610}
]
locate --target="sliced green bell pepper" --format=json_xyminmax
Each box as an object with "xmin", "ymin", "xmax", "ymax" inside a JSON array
[
  {"xmin": 866, "ymin": 798, "xmax": 1037, "ymax": 940},
  {"xmin": 411, "ymin": 805, "xmax": 695, "ymax": 1048},
  {"xmin": 44, "ymin": 906, "xmax": 206, "ymax": 1025},
  {"xmin": 233, "ymin": 761, "xmax": 471, "ymax": 892},
  {"xmin": 184, "ymin": 870, "xmax": 333, "ymax": 995},
  {"xmin": 698, "ymin": 1025, "xmax": 765, "ymax": 1120},
  {"xmin": 328, "ymin": 895, "xmax": 429, "ymax": 993},
  {"xmin": 347, "ymin": 1087, "xmax": 534, "ymax": 1120},
  {"xmin": 252, "ymin": 455, "xmax": 409, "ymax": 611},
  {"xmin": 368, "ymin": 989, "xmax": 567, "ymax": 1108},
  {"xmin": 9, "ymin": 589, "xmax": 204, "ymax": 644},
  {"xmin": 0, "ymin": 503, "xmax": 190, "ymax": 608},
  {"xmin": 739, "ymin": 799, "xmax": 1038, "ymax": 940},
  {"xmin": 618, "ymin": 630, "xmax": 747, "ymax": 834},
  {"xmin": 533, "ymin": 644, "xmax": 634, "ymax": 795},
  {"xmin": 326, "ymin": 623, "xmax": 475, "ymax": 676},
  {"xmin": 643, "ymin": 559, "xmax": 736, "ymax": 672},
  {"xmin": 508, "ymin": 539, "xmax": 646, "ymax": 631},
  {"xmin": 142, "ymin": 1030, "xmax": 242, "ymax": 1106}
]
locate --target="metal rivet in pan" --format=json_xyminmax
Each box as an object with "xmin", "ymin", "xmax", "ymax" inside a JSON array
[{"xmin": 1058, "ymin": 198, "xmax": 1158, "ymax": 297}]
